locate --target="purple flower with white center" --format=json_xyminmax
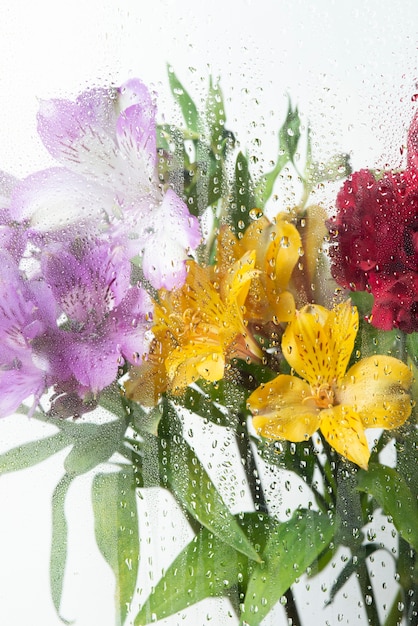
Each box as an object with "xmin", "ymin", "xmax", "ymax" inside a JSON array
[
  {"xmin": 42, "ymin": 239, "xmax": 153, "ymax": 394},
  {"xmin": 9, "ymin": 78, "xmax": 201, "ymax": 289}
]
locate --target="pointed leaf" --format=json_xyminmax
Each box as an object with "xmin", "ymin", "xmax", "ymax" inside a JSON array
[
  {"xmin": 64, "ymin": 418, "xmax": 127, "ymax": 476},
  {"xmin": 206, "ymin": 77, "xmax": 226, "ymax": 151},
  {"xmin": 167, "ymin": 66, "xmax": 200, "ymax": 134},
  {"xmin": 356, "ymin": 464, "xmax": 418, "ymax": 551},
  {"xmin": 92, "ymin": 468, "xmax": 139, "ymax": 626},
  {"xmin": 159, "ymin": 402, "xmax": 261, "ymax": 563},
  {"xmin": 254, "ymin": 100, "xmax": 300, "ymax": 207},
  {"xmin": 306, "ymin": 152, "xmax": 351, "ymax": 186},
  {"xmin": 0, "ymin": 431, "xmax": 70, "ymax": 474},
  {"xmin": 241, "ymin": 509, "xmax": 335, "ymax": 625},
  {"xmin": 326, "ymin": 544, "xmax": 379, "ymax": 607},
  {"xmin": 231, "ymin": 151, "xmax": 255, "ymax": 232},
  {"xmin": 279, "ymin": 99, "xmax": 301, "ymax": 164},
  {"xmin": 135, "ymin": 512, "xmax": 271, "ymax": 625},
  {"xmin": 50, "ymin": 474, "xmax": 74, "ymax": 624},
  {"xmin": 406, "ymin": 332, "xmax": 418, "ymax": 368},
  {"xmin": 135, "ymin": 526, "xmax": 246, "ymax": 625},
  {"xmin": 164, "ymin": 436, "xmax": 261, "ymax": 563}
]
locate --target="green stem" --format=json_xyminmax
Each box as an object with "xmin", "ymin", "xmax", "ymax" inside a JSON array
[
  {"xmin": 383, "ymin": 589, "xmax": 403, "ymax": 626},
  {"xmin": 235, "ymin": 414, "xmax": 302, "ymax": 626},
  {"xmin": 235, "ymin": 414, "xmax": 268, "ymax": 514},
  {"xmin": 357, "ymin": 547, "xmax": 381, "ymax": 626}
]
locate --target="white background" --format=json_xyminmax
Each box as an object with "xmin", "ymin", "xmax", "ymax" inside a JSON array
[{"xmin": 0, "ymin": 1, "xmax": 417, "ymax": 625}]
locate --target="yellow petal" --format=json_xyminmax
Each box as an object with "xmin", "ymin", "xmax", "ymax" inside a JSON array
[
  {"xmin": 183, "ymin": 262, "xmax": 225, "ymax": 326},
  {"xmin": 320, "ymin": 405, "xmax": 370, "ymax": 469},
  {"xmin": 222, "ymin": 250, "xmax": 257, "ymax": 309},
  {"xmin": 325, "ymin": 301, "xmax": 359, "ymax": 381},
  {"xmin": 166, "ymin": 342, "xmax": 225, "ymax": 393},
  {"xmin": 265, "ymin": 219, "xmax": 302, "ymax": 293},
  {"xmin": 269, "ymin": 289, "xmax": 296, "ymax": 323},
  {"xmin": 282, "ymin": 301, "xmax": 358, "ymax": 386},
  {"xmin": 339, "ymin": 355, "xmax": 413, "ymax": 430},
  {"xmin": 248, "ymin": 375, "xmax": 321, "ymax": 442}
]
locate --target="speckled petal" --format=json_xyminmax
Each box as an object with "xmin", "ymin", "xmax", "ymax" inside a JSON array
[
  {"xmin": 248, "ymin": 374, "xmax": 321, "ymax": 442},
  {"xmin": 339, "ymin": 355, "xmax": 413, "ymax": 430},
  {"xmin": 320, "ymin": 405, "xmax": 370, "ymax": 469}
]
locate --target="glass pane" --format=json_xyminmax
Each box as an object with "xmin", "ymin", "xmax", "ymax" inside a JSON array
[{"xmin": 0, "ymin": 2, "xmax": 417, "ymax": 625}]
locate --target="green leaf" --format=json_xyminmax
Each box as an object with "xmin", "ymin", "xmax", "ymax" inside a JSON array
[
  {"xmin": 356, "ymin": 464, "xmax": 418, "ymax": 552},
  {"xmin": 241, "ymin": 509, "xmax": 335, "ymax": 625},
  {"xmin": 279, "ymin": 99, "xmax": 301, "ymax": 164},
  {"xmin": 406, "ymin": 332, "xmax": 418, "ymax": 368},
  {"xmin": 182, "ymin": 385, "xmax": 232, "ymax": 427},
  {"xmin": 134, "ymin": 526, "xmax": 246, "ymax": 625},
  {"xmin": 231, "ymin": 151, "xmax": 255, "ymax": 232},
  {"xmin": 0, "ymin": 431, "xmax": 70, "ymax": 474},
  {"xmin": 254, "ymin": 100, "xmax": 300, "ymax": 207},
  {"xmin": 50, "ymin": 473, "xmax": 74, "ymax": 624},
  {"xmin": 326, "ymin": 544, "xmax": 379, "ymax": 607},
  {"xmin": 135, "ymin": 512, "xmax": 271, "ymax": 625},
  {"xmin": 92, "ymin": 468, "xmax": 139, "ymax": 626},
  {"xmin": 306, "ymin": 152, "xmax": 351, "ymax": 186},
  {"xmin": 64, "ymin": 418, "xmax": 127, "ymax": 476},
  {"xmin": 167, "ymin": 65, "xmax": 200, "ymax": 134},
  {"xmin": 159, "ymin": 402, "xmax": 261, "ymax": 563},
  {"xmin": 206, "ymin": 76, "xmax": 227, "ymax": 154}
]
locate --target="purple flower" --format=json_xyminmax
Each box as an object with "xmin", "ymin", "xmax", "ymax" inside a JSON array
[
  {"xmin": 42, "ymin": 239, "xmax": 153, "ymax": 394},
  {"xmin": 0, "ymin": 253, "xmax": 51, "ymax": 417},
  {"xmin": 0, "ymin": 234, "xmax": 153, "ymax": 418},
  {"xmin": 9, "ymin": 78, "xmax": 201, "ymax": 289}
]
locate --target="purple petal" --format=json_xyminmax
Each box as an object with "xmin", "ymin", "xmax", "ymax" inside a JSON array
[
  {"xmin": 117, "ymin": 78, "xmax": 155, "ymax": 112},
  {"xmin": 9, "ymin": 167, "xmax": 114, "ymax": 230},
  {"xmin": 43, "ymin": 242, "xmax": 131, "ymax": 325},
  {"xmin": 116, "ymin": 104, "xmax": 157, "ymax": 172},
  {"xmin": 0, "ymin": 363, "xmax": 45, "ymax": 418},
  {"xmin": 37, "ymin": 87, "xmax": 117, "ymax": 162},
  {"xmin": 65, "ymin": 336, "xmax": 121, "ymax": 394},
  {"xmin": 141, "ymin": 188, "xmax": 201, "ymax": 289}
]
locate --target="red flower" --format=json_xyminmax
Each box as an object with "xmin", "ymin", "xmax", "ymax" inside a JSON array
[
  {"xmin": 328, "ymin": 157, "xmax": 418, "ymax": 333},
  {"xmin": 368, "ymin": 271, "xmax": 418, "ymax": 334}
]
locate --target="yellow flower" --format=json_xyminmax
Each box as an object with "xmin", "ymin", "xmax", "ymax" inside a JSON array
[
  {"xmin": 126, "ymin": 250, "xmax": 261, "ymax": 400},
  {"xmin": 248, "ymin": 301, "xmax": 413, "ymax": 469},
  {"xmin": 216, "ymin": 212, "xmax": 301, "ymax": 325}
]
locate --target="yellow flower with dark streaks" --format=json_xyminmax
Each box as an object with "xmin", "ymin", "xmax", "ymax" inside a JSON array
[
  {"xmin": 248, "ymin": 301, "xmax": 413, "ymax": 469},
  {"xmin": 216, "ymin": 212, "xmax": 301, "ymax": 326},
  {"xmin": 126, "ymin": 250, "xmax": 261, "ymax": 400}
]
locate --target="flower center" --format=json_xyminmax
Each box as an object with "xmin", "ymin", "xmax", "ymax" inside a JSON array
[{"xmin": 311, "ymin": 383, "xmax": 335, "ymax": 409}]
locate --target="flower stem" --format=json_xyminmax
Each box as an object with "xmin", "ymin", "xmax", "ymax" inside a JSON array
[
  {"xmin": 235, "ymin": 413, "xmax": 268, "ymax": 514},
  {"xmin": 235, "ymin": 414, "xmax": 302, "ymax": 626},
  {"xmin": 357, "ymin": 546, "xmax": 381, "ymax": 626}
]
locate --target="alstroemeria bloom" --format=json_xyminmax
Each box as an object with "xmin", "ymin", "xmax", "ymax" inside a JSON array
[
  {"xmin": 9, "ymin": 79, "xmax": 200, "ymax": 289},
  {"xmin": 42, "ymin": 239, "xmax": 153, "ymax": 395},
  {"xmin": 126, "ymin": 251, "xmax": 261, "ymax": 399},
  {"xmin": 216, "ymin": 212, "xmax": 301, "ymax": 325},
  {"xmin": 248, "ymin": 301, "xmax": 412, "ymax": 469}
]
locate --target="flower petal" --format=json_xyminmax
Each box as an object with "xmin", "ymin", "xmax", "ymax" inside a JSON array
[
  {"xmin": 282, "ymin": 301, "xmax": 358, "ymax": 386},
  {"xmin": 320, "ymin": 405, "xmax": 370, "ymax": 469},
  {"xmin": 248, "ymin": 375, "xmax": 321, "ymax": 441},
  {"xmin": 265, "ymin": 217, "xmax": 302, "ymax": 293},
  {"xmin": 339, "ymin": 355, "xmax": 413, "ymax": 430},
  {"xmin": 165, "ymin": 342, "xmax": 225, "ymax": 392},
  {"xmin": 9, "ymin": 167, "xmax": 113, "ymax": 231},
  {"xmin": 141, "ymin": 188, "xmax": 201, "ymax": 290}
]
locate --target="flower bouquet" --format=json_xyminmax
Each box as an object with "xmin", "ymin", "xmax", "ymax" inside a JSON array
[{"xmin": 0, "ymin": 68, "xmax": 417, "ymax": 625}]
